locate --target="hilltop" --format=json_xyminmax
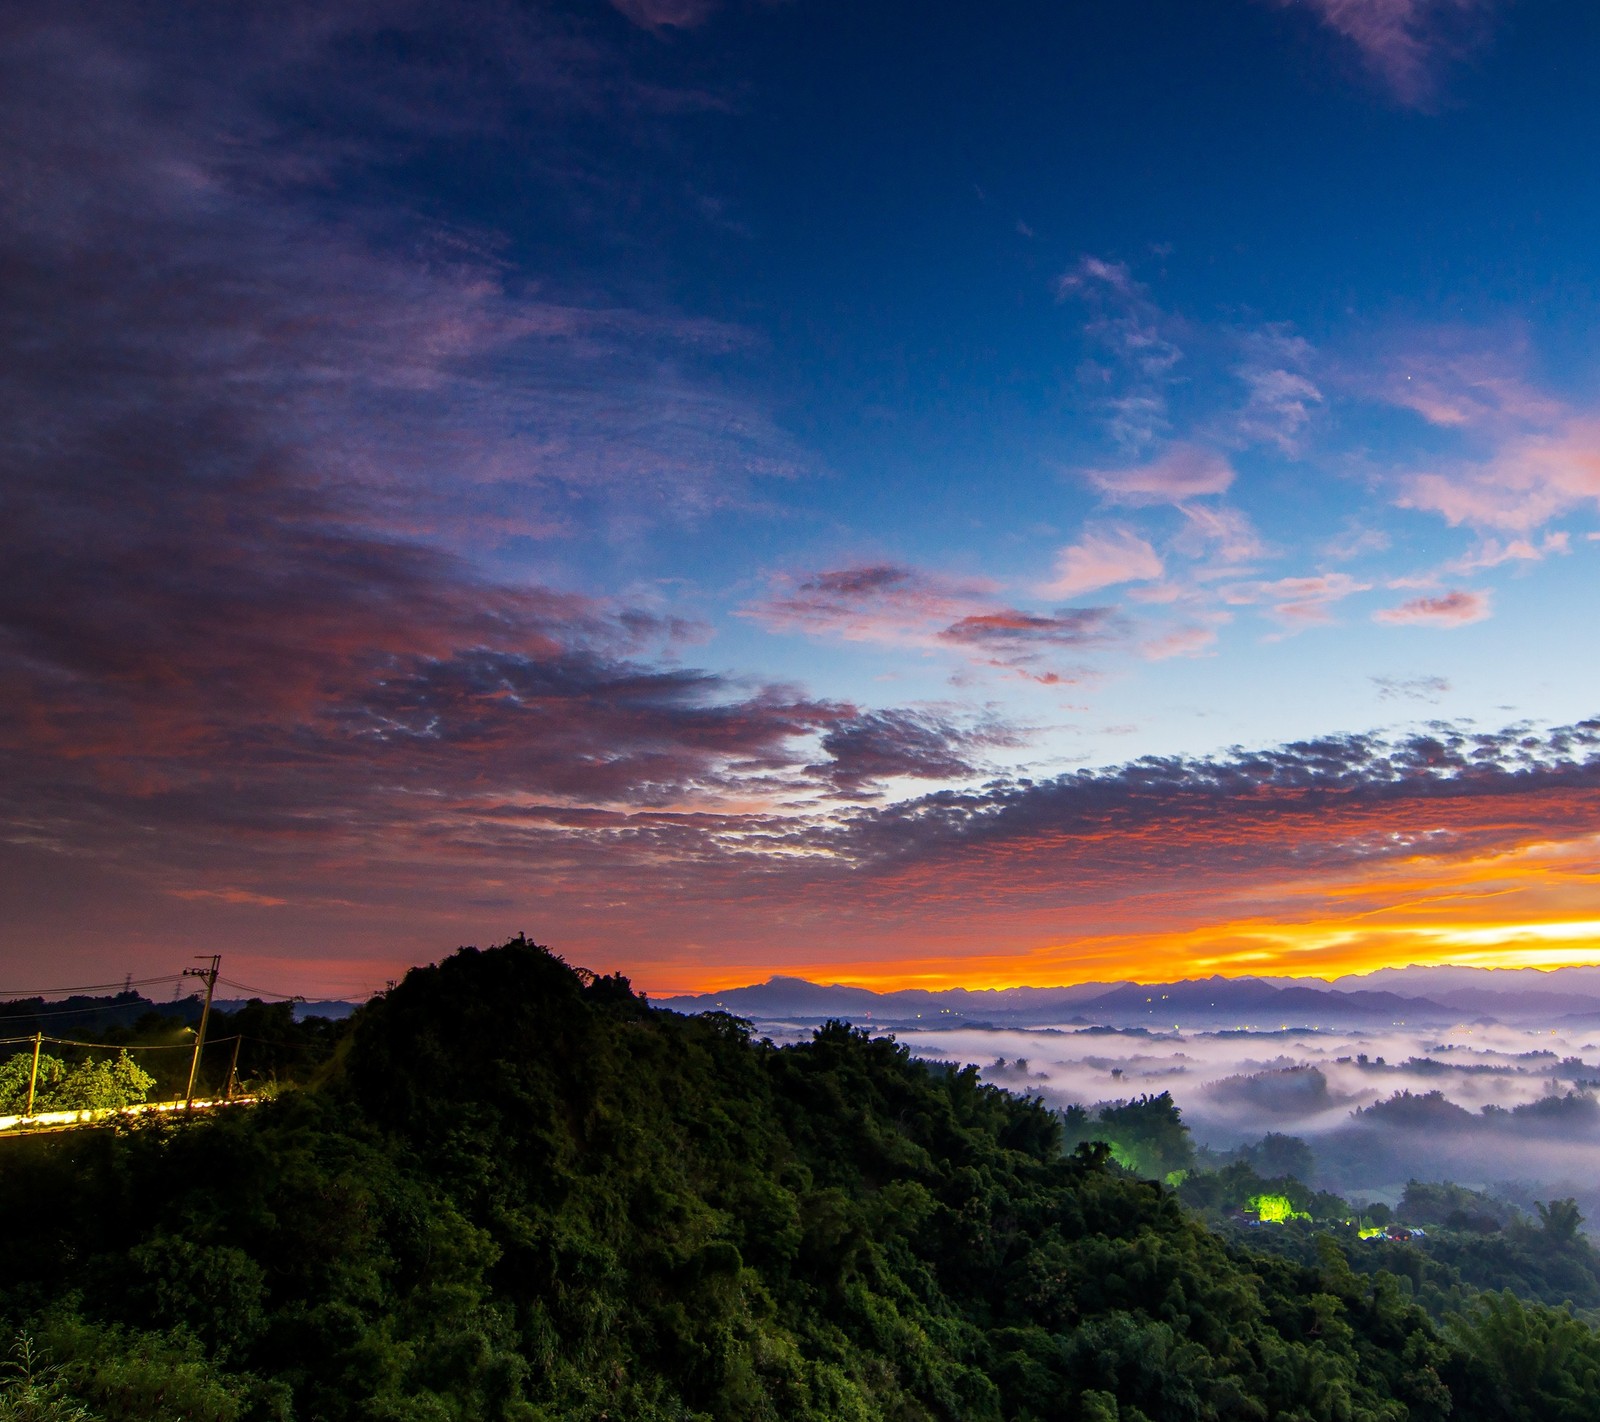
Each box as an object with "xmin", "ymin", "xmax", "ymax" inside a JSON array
[{"xmin": 0, "ymin": 938, "xmax": 1595, "ymax": 1420}]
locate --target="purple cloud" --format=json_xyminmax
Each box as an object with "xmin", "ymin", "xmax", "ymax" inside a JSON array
[{"xmin": 1270, "ymin": 0, "xmax": 1498, "ymax": 107}]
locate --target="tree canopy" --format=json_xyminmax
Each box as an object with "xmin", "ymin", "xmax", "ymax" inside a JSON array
[{"xmin": 0, "ymin": 937, "xmax": 1596, "ymax": 1421}]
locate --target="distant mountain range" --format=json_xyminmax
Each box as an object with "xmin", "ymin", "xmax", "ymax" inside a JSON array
[{"xmin": 661, "ymin": 965, "xmax": 1600, "ymax": 1030}]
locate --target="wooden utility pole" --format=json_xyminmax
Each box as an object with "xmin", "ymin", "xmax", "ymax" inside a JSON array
[
  {"xmin": 224, "ymin": 1035, "xmax": 243, "ymax": 1101},
  {"xmin": 182, "ymin": 955, "xmax": 221, "ymax": 1112},
  {"xmin": 24, "ymin": 1032, "xmax": 41, "ymax": 1117}
]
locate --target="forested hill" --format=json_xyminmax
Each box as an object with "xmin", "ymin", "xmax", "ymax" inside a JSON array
[{"xmin": 1, "ymin": 940, "xmax": 1597, "ymax": 1421}]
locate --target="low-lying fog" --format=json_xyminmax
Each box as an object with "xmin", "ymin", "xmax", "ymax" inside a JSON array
[{"xmin": 769, "ymin": 1018, "xmax": 1600, "ymax": 1213}]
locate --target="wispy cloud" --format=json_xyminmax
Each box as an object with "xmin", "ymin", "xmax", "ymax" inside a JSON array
[
  {"xmin": 1360, "ymin": 341, "xmax": 1600, "ymax": 537},
  {"xmin": 1231, "ymin": 326, "xmax": 1324, "ymax": 453},
  {"xmin": 747, "ymin": 563, "xmax": 1123, "ymax": 681},
  {"xmin": 1222, "ymin": 572, "xmax": 1371, "ymax": 627},
  {"xmin": 939, "ymin": 608, "xmax": 1125, "ymax": 683},
  {"xmin": 1445, "ymin": 532, "xmax": 1571, "ymax": 574},
  {"xmin": 1270, "ymin": 0, "xmax": 1498, "ymax": 108},
  {"xmin": 1398, "ymin": 422, "xmax": 1600, "ymax": 532},
  {"xmin": 1043, "ymin": 526, "xmax": 1165, "ymax": 597},
  {"xmin": 1173, "ymin": 503, "xmax": 1268, "ymax": 565},
  {"xmin": 610, "ymin": 0, "xmax": 719, "ymax": 30},
  {"xmin": 1057, "ymin": 255, "xmax": 1185, "ymax": 450},
  {"xmin": 746, "ymin": 564, "xmax": 998, "ymax": 645},
  {"xmin": 1371, "ymin": 673, "xmax": 1451, "ymax": 702},
  {"xmin": 1374, "ymin": 588, "xmax": 1491, "ymax": 626},
  {"xmin": 1084, "ymin": 444, "xmax": 1236, "ymax": 504}
]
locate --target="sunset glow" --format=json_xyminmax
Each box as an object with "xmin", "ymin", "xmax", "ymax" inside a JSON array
[{"xmin": 3, "ymin": 0, "xmax": 1599, "ymax": 999}]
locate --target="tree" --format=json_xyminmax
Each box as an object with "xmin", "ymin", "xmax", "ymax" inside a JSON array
[
  {"xmin": 1091, "ymin": 1092, "xmax": 1195, "ymax": 1180},
  {"xmin": 0, "ymin": 1050, "xmax": 153, "ymax": 1114},
  {"xmin": 1536, "ymin": 1198, "xmax": 1583, "ymax": 1246}
]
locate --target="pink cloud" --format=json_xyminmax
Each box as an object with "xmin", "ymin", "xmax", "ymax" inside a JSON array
[
  {"xmin": 1174, "ymin": 503, "xmax": 1266, "ymax": 565},
  {"xmin": 1222, "ymin": 572, "xmax": 1371, "ymax": 626},
  {"xmin": 1379, "ymin": 351, "xmax": 1566, "ymax": 435},
  {"xmin": 1084, "ymin": 444, "xmax": 1236, "ymax": 504},
  {"xmin": 1271, "ymin": 0, "xmax": 1496, "ymax": 107},
  {"xmin": 1142, "ymin": 623, "xmax": 1223, "ymax": 660},
  {"xmin": 1374, "ymin": 589, "xmax": 1492, "ymax": 626},
  {"xmin": 747, "ymin": 564, "xmax": 996, "ymax": 646},
  {"xmin": 1446, "ymin": 532, "xmax": 1571, "ymax": 574},
  {"xmin": 1398, "ymin": 421, "xmax": 1600, "ymax": 531},
  {"xmin": 746, "ymin": 563, "xmax": 1124, "ymax": 681},
  {"xmin": 1043, "ymin": 525, "xmax": 1164, "ymax": 597}
]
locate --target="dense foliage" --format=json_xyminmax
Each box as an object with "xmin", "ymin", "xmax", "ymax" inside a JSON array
[
  {"xmin": 1, "ymin": 938, "xmax": 1598, "ymax": 1421},
  {"xmin": 0, "ymin": 1052, "xmax": 154, "ymax": 1115}
]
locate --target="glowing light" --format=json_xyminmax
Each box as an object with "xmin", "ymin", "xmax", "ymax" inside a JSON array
[{"xmin": 1250, "ymin": 1194, "xmax": 1309, "ymax": 1224}]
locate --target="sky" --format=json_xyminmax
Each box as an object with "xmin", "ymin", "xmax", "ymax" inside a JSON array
[{"xmin": 3, "ymin": 0, "xmax": 1600, "ymax": 997}]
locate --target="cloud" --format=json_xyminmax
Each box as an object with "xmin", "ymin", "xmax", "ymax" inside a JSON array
[
  {"xmin": 899, "ymin": 1021, "xmax": 1600, "ymax": 1207},
  {"xmin": 1142, "ymin": 623, "xmax": 1224, "ymax": 660},
  {"xmin": 1379, "ymin": 349, "xmax": 1564, "ymax": 434},
  {"xmin": 1174, "ymin": 504, "xmax": 1267, "ymax": 565},
  {"xmin": 1371, "ymin": 674, "xmax": 1451, "ymax": 703},
  {"xmin": 809, "ymin": 725, "xmax": 1600, "ymax": 959},
  {"xmin": 812, "ymin": 711, "xmax": 1021, "ymax": 797},
  {"xmin": 938, "ymin": 608, "xmax": 1125, "ymax": 683},
  {"xmin": 1057, "ymin": 256, "xmax": 1184, "ymax": 450},
  {"xmin": 1374, "ymin": 589, "xmax": 1491, "ymax": 626},
  {"xmin": 1043, "ymin": 526, "xmax": 1165, "ymax": 597},
  {"xmin": 1221, "ymin": 572, "xmax": 1370, "ymax": 626},
  {"xmin": 1323, "ymin": 524, "xmax": 1393, "ymax": 562},
  {"xmin": 1397, "ymin": 422, "xmax": 1600, "ymax": 532},
  {"xmin": 0, "ymin": 2, "xmax": 825, "ymax": 793},
  {"xmin": 1270, "ymin": 0, "xmax": 1497, "ymax": 107},
  {"xmin": 610, "ymin": 0, "xmax": 719, "ymax": 29},
  {"xmin": 1445, "ymin": 532, "xmax": 1570, "ymax": 574},
  {"xmin": 1055, "ymin": 255, "xmax": 1141, "ymax": 301},
  {"xmin": 1084, "ymin": 445, "xmax": 1236, "ymax": 504},
  {"xmin": 1363, "ymin": 340, "xmax": 1600, "ymax": 535},
  {"xmin": 747, "ymin": 564, "xmax": 997, "ymax": 645},
  {"xmin": 1231, "ymin": 326, "xmax": 1323, "ymax": 453},
  {"xmin": 747, "ymin": 563, "xmax": 1125, "ymax": 682}
]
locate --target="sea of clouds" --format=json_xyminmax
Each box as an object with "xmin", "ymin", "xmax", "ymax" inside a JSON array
[{"xmin": 865, "ymin": 1021, "xmax": 1600, "ymax": 1209}]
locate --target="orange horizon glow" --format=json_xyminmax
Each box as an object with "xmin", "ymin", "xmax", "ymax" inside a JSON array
[
  {"xmin": 646, "ymin": 931, "xmax": 1600, "ymax": 998},
  {"xmin": 633, "ymin": 834, "xmax": 1600, "ymax": 995}
]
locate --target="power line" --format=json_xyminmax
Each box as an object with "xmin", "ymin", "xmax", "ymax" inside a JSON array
[
  {"xmin": 0, "ymin": 975, "xmax": 185, "ymax": 999},
  {"xmin": 216, "ymin": 977, "xmax": 306, "ymax": 1001},
  {"xmin": 0, "ymin": 1034, "xmax": 194, "ymax": 1052},
  {"xmin": 0, "ymin": 998, "xmax": 198, "ymax": 1023}
]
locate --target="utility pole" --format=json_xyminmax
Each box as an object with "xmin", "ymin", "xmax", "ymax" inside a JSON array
[
  {"xmin": 224, "ymin": 1035, "xmax": 243, "ymax": 1101},
  {"xmin": 24, "ymin": 1032, "xmax": 41, "ymax": 1118},
  {"xmin": 182, "ymin": 955, "xmax": 221, "ymax": 1112}
]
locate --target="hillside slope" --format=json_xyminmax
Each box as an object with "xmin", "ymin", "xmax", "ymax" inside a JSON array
[{"xmin": 0, "ymin": 938, "xmax": 1594, "ymax": 1421}]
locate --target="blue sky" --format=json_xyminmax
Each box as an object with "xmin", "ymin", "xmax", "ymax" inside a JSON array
[{"xmin": 3, "ymin": 0, "xmax": 1600, "ymax": 993}]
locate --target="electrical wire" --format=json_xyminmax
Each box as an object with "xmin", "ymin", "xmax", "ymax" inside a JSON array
[
  {"xmin": 0, "ymin": 975, "xmax": 184, "ymax": 998},
  {"xmin": 216, "ymin": 978, "xmax": 306, "ymax": 1001},
  {"xmin": 0, "ymin": 998, "xmax": 198, "ymax": 1023}
]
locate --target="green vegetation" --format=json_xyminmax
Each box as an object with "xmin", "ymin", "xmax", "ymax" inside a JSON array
[
  {"xmin": 1060, "ymin": 1093, "xmax": 1194, "ymax": 1184},
  {"xmin": 1169, "ymin": 1150, "xmax": 1600, "ymax": 1320},
  {"xmin": 0, "ymin": 1052, "xmax": 154, "ymax": 1115},
  {"xmin": 0, "ymin": 937, "xmax": 1597, "ymax": 1420},
  {"xmin": 0, "ymin": 999, "xmax": 348, "ymax": 1115},
  {"xmin": 1248, "ymin": 1195, "xmax": 1309, "ymax": 1225}
]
